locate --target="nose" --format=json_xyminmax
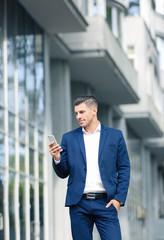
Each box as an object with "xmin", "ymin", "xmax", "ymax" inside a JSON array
[{"xmin": 76, "ymin": 113, "xmax": 81, "ymax": 119}]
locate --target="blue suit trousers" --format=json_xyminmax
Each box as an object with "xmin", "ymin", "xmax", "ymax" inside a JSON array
[{"xmin": 69, "ymin": 198, "xmax": 122, "ymax": 240}]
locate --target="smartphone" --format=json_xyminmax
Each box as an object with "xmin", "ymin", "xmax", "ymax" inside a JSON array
[{"xmin": 48, "ymin": 135, "xmax": 58, "ymax": 146}]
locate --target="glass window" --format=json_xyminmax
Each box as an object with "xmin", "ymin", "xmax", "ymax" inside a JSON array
[
  {"xmin": 19, "ymin": 175, "xmax": 26, "ymax": 239},
  {"xmin": 155, "ymin": 0, "xmax": 164, "ymax": 15},
  {"xmin": 39, "ymin": 183, "xmax": 44, "ymax": 240},
  {"xmin": 19, "ymin": 144, "xmax": 25, "ymax": 172},
  {"xmin": 0, "ymin": 133, "xmax": 5, "ymax": 165},
  {"xmin": 127, "ymin": 45, "xmax": 135, "ymax": 66},
  {"xmin": 9, "ymin": 172, "xmax": 16, "ymax": 240},
  {"xmin": 128, "ymin": 0, "xmax": 140, "ymax": 15},
  {"xmin": 9, "ymin": 137, "xmax": 15, "ymax": 169},
  {"xmin": 7, "ymin": 0, "xmax": 16, "ymax": 113},
  {"xmin": 29, "ymin": 125, "xmax": 34, "ymax": 147},
  {"xmin": 25, "ymin": 16, "xmax": 35, "ymax": 124},
  {"xmin": 30, "ymin": 182, "xmax": 35, "ymax": 240},
  {"xmin": 156, "ymin": 36, "xmax": 164, "ymax": 71},
  {"xmin": 0, "ymin": 107, "xmax": 4, "ymax": 131},
  {"xmin": 39, "ymin": 153, "xmax": 43, "ymax": 179},
  {"xmin": 127, "ymin": 138, "xmax": 144, "ymax": 238},
  {"xmin": 106, "ymin": 6, "xmax": 112, "ymax": 29},
  {"xmin": 38, "ymin": 131, "xmax": 43, "ymax": 151},
  {"xmin": 17, "ymin": 4, "xmax": 26, "ymax": 118},
  {"xmin": 0, "ymin": 173, "xmax": 5, "ymax": 239},
  {"xmin": 93, "ymin": 0, "xmax": 98, "ymax": 15},
  {"xmin": 35, "ymin": 27, "xmax": 45, "ymax": 129},
  {"xmin": 0, "ymin": 0, "xmax": 4, "ymax": 106},
  {"xmin": 29, "ymin": 148, "xmax": 35, "ymax": 176},
  {"xmin": 8, "ymin": 113, "xmax": 15, "ymax": 137},
  {"xmin": 4, "ymin": 1, "xmax": 46, "ymax": 239},
  {"xmin": 158, "ymin": 167, "xmax": 164, "ymax": 218},
  {"xmin": 19, "ymin": 118, "xmax": 25, "ymax": 143}
]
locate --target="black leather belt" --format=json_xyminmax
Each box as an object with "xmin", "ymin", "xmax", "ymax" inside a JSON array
[{"xmin": 82, "ymin": 192, "xmax": 107, "ymax": 200}]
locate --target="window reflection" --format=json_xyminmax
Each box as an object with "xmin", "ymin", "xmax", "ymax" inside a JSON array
[
  {"xmin": 2, "ymin": 1, "xmax": 46, "ymax": 239},
  {"xmin": 106, "ymin": 6, "xmax": 112, "ymax": 29},
  {"xmin": 127, "ymin": 139, "xmax": 143, "ymax": 239},
  {"xmin": 39, "ymin": 153, "xmax": 43, "ymax": 179},
  {"xmin": 128, "ymin": 0, "xmax": 140, "ymax": 15},
  {"xmin": 156, "ymin": 36, "xmax": 164, "ymax": 71},
  {"xmin": 0, "ymin": 133, "xmax": 5, "ymax": 165},
  {"xmin": 9, "ymin": 172, "xmax": 16, "ymax": 240},
  {"xmin": 29, "ymin": 148, "xmax": 34, "ymax": 176},
  {"xmin": 35, "ymin": 28, "xmax": 44, "ymax": 129},
  {"xmin": 0, "ymin": 173, "xmax": 4, "ymax": 240},
  {"xmin": 38, "ymin": 131, "xmax": 43, "ymax": 151},
  {"xmin": 7, "ymin": 0, "xmax": 15, "ymax": 113},
  {"xmin": 8, "ymin": 113, "xmax": 15, "ymax": 137},
  {"xmin": 19, "ymin": 175, "xmax": 25, "ymax": 239},
  {"xmin": 19, "ymin": 144, "xmax": 25, "ymax": 172},
  {"xmin": 0, "ymin": 107, "xmax": 4, "ymax": 131},
  {"xmin": 30, "ymin": 182, "xmax": 35, "ymax": 240},
  {"xmin": 19, "ymin": 118, "xmax": 25, "ymax": 142},
  {"xmin": 39, "ymin": 183, "xmax": 44, "ymax": 240},
  {"xmin": 26, "ymin": 16, "xmax": 35, "ymax": 124},
  {"xmin": 29, "ymin": 125, "xmax": 34, "ymax": 147},
  {"xmin": 0, "ymin": 0, "xmax": 4, "ymax": 106},
  {"xmin": 17, "ymin": 4, "xmax": 26, "ymax": 118},
  {"xmin": 9, "ymin": 137, "xmax": 15, "ymax": 168}
]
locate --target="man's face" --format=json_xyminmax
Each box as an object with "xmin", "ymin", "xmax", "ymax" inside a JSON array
[{"xmin": 74, "ymin": 102, "xmax": 97, "ymax": 128}]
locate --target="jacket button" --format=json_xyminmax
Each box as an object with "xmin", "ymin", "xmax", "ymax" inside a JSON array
[
  {"xmin": 84, "ymin": 168, "xmax": 86, "ymax": 171},
  {"xmin": 83, "ymin": 179, "xmax": 85, "ymax": 182}
]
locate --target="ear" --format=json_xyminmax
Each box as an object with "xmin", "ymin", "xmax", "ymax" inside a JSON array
[{"xmin": 93, "ymin": 107, "xmax": 98, "ymax": 115}]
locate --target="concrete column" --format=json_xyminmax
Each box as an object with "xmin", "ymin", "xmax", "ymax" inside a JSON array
[
  {"xmin": 50, "ymin": 59, "xmax": 72, "ymax": 142},
  {"xmin": 114, "ymin": 117, "xmax": 128, "ymax": 140},
  {"xmin": 50, "ymin": 59, "xmax": 72, "ymax": 240}
]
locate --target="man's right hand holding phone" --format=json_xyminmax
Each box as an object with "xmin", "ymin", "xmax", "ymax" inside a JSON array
[{"xmin": 49, "ymin": 143, "xmax": 63, "ymax": 162}]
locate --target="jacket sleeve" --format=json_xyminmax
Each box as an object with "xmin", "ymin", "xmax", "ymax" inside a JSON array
[
  {"xmin": 52, "ymin": 134, "xmax": 70, "ymax": 179},
  {"xmin": 114, "ymin": 131, "xmax": 130, "ymax": 206}
]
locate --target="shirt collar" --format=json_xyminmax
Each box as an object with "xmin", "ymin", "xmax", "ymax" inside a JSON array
[{"xmin": 82, "ymin": 122, "xmax": 101, "ymax": 135}]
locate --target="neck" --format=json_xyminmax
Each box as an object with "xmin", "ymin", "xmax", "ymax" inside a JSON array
[{"xmin": 84, "ymin": 120, "xmax": 99, "ymax": 134}]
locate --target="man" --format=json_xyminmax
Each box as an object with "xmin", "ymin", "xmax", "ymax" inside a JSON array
[{"xmin": 49, "ymin": 95, "xmax": 130, "ymax": 240}]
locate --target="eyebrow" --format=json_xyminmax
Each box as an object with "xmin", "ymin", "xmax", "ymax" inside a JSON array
[{"xmin": 75, "ymin": 110, "xmax": 86, "ymax": 114}]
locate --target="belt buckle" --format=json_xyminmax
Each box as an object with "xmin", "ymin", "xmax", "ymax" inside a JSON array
[{"xmin": 86, "ymin": 193, "xmax": 96, "ymax": 200}]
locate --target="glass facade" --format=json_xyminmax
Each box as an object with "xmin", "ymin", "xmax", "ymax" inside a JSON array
[
  {"xmin": 156, "ymin": 36, "xmax": 164, "ymax": 71},
  {"xmin": 0, "ymin": 0, "xmax": 4, "ymax": 107},
  {"xmin": 155, "ymin": 0, "xmax": 164, "ymax": 15},
  {"xmin": 0, "ymin": 0, "xmax": 46, "ymax": 239},
  {"xmin": 0, "ymin": 173, "xmax": 4, "ymax": 239},
  {"xmin": 128, "ymin": 0, "xmax": 140, "ymax": 15},
  {"xmin": 127, "ymin": 136, "xmax": 145, "ymax": 240}
]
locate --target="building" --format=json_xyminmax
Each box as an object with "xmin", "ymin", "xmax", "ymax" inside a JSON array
[{"xmin": 0, "ymin": 0, "xmax": 164, "ymax": 240}]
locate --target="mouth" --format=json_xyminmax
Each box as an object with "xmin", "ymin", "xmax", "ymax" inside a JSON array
[{"xmin": 78, "ymin": 120, "xmax": 85, "ymax": 124}]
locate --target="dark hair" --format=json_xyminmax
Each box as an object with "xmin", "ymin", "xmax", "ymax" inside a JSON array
[{"xmin": 74, "ymin": 95, "xmax": 98, "ymax": 109}]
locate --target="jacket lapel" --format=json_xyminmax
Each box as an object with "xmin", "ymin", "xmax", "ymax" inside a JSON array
[
  {"xmin": 99, "ymin": 124, "xmax": 108, "ymax": 160},
  {"xmin": 76, "ymin": 128, "xmax": 86, "ymax": 163}
]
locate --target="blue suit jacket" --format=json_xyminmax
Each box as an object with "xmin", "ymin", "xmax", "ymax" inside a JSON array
[{"xmin": 53, "ymin": 124, "xmax": 130, "ymax": 207}]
